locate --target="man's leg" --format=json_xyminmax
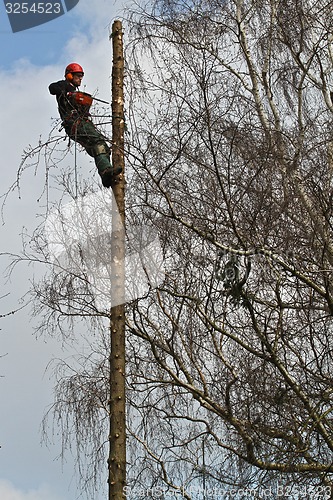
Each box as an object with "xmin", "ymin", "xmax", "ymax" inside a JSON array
[
  {"xmin": 71, "ymin": 120, "xmax": 122, "ymax": 187},
  {"xmin": 91, "ymin": 143, "xmax": 122, "ymax": 187}
]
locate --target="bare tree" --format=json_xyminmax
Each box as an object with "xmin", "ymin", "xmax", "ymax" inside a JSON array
[
  {"xmin": 121, "ymin": 0, "xmax": 333, "ymax": 496},
  {"xmin": 5, "ymin": 0, "xmax": 333, "ymax": 498}
]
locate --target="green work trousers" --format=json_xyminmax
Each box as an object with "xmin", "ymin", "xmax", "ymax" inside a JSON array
[{"xmin": 64, "ymin": 118, "xmax": 111, "ymax": 173}]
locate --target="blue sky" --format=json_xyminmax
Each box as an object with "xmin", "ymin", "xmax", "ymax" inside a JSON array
[
  {"xmin": 0, "ymin": 1, "xmax": 123, "ymax": 498},
  {"xmin": 0, "ymin": 1, "xmax": 84, "ymax": 69}
]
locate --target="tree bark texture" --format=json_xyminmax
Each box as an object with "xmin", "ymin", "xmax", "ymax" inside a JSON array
[{"xmin": 109, "ymin": 19, "xmax": 126, "ymax": 500}]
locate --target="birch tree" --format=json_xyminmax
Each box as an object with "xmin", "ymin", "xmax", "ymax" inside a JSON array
[{"xmin": 121, "ymin": 0, "xmax": 333, "ymax": 495}]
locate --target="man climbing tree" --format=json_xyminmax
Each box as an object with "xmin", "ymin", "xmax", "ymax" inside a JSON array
[{"xmin": 49, "ymin": 63, "xmax": 122, "ymax": 188}]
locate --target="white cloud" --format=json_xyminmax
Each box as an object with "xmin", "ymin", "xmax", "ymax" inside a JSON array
[
  {"xmin": 0, "ymin": 2, "xmax": 124, "ymax": 499},
  {"xmin": 0, "ymin": 480, "xmax": 65, "ymax": 500}
]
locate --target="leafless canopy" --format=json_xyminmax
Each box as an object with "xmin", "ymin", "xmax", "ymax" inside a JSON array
[
  {"xmin": 122, "ymin": 0, "xmax": 333, "ymax": 495},
  {"xmin": 12, "ymin": 0, "xmax": 333, "ymax": 497}
]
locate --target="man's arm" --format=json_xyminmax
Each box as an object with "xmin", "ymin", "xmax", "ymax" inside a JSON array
[{"xmin": 49, "ymin": 80, "xmax": 74, "ymax": 96}]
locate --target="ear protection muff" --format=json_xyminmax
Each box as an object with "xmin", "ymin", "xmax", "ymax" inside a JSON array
[{"xmin": 66, "ymin": 73, "xmax": 73, "ymax": 81}]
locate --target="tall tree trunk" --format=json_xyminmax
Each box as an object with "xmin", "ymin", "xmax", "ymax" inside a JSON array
[{"xmin": 109, "ymin": 19, "xmax": 126, "ymax": 500}]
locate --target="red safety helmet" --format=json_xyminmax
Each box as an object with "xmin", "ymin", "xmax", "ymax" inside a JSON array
[{"xmin": 65, "ymin": 62, "xmax": 84, "ymax": 80}]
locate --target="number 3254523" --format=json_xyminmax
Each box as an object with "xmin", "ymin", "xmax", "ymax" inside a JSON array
[{"xmin": 5, "ymin": 3, "xmax": 62, "ymax": 14}]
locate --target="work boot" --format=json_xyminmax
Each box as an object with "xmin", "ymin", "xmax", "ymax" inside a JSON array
[
  {"xmin": 100, "ymin": 168, "xmax": 113, "ymax": 188},
  {"xmin": 95, "ymin": 155, "xmax": 122, "ymax": 188}
]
